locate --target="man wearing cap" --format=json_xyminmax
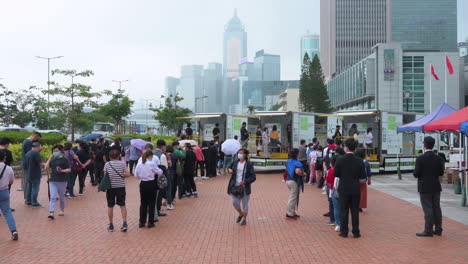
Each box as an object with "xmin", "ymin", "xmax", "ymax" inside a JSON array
[
  {"xmin": 24, "ymin": 142, "xmax": 44, "ymax": 208},
  {"xmin": 21, "ymin": 132, "xmax": 41, "ymax": 196}
]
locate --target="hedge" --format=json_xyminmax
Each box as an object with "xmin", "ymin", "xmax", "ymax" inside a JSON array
[
  {"xmin": 0, "ymin": 131, "xmax": 66, "ymax": 145},
  {"xmin": 9, "ymin": 144, "xmax": 53, "ymax": 166}
]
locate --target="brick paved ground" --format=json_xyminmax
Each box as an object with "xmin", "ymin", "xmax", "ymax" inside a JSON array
[{"xmin": 1, "ymin": 173, "xmax": 468, "ymax": 264}]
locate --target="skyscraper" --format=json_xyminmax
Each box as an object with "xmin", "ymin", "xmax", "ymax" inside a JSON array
[
  {"xmin": 254, "ymin": 50, "xmax": 280, "ymax": 81},
  {"xmin": 301, "ymin": 33, "xmax": 320, "ymax": 66},
  {"xmin": 179, "ymin": 65, "xmax": 203, "ymax": 112},
  {"xmin": 223, "ymin": 9, "xmax": 247, "ymax": 78},
  {"xmin": 165, "ymin": 77, "xmax": 179, "ymax": 98},
  {"xmin": 320, "ymin": 0, "xmax": 391, "ymax": 79},
  {"xmin": 320, "ymin": 0, "xmax": 457, "ymax": 80},
  {"xmin": 203, "ymin": 63, "xmax": 223, "ymax": 112}
]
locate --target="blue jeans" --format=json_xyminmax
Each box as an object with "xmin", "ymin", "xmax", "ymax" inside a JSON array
[
  {"xmin": 328, "ymin": 197, "xmax": 335, "ymax": 222},
  {"xmin": 25, "ymin": 178, "xmax": 41, "ymax": 205},
  {"xmin": 0, "ymin": 189, "xmax": 17, "ymax": 232},
  {"xmin": 49, "ymin": 181, "xmax": 67, "ymax": 213},
  {"xmin": 332, "ymin": 195, "xmax": 341, "ymax": 226},
  {"xmin": 223, "ymin": 155, "xmax": 233, "ymax": 173}
]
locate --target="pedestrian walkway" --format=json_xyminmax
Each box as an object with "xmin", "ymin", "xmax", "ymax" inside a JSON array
[
  {"xmin": 1, "ymin": 173, "xmax": 468, "ymax": 263},
  {"xmin": 370, "ymin": 173, "xmax": 468, "ymax": 225}
]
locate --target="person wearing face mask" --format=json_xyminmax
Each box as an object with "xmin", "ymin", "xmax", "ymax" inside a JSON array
[
  {"xmin": 45, "ymin": 145, "xmax": 71, "ymax": 219},
  {"xmin": 227, "ymin": 149, "xmax": 256, "ymax": 226}
]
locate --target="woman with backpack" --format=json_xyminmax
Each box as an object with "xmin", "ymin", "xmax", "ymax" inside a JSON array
[
  {"xmin": 227, "ymin": 149, "xmax": 256, "ymax": 225},
  {"xmin": 135, "ymin": 150, "xmax": 162, "ymax": 228}
]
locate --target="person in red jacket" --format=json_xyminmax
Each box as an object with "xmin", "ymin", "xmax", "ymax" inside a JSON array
[{"xmin": 326, "ymin": 155, "xmax": 341, "ymax": 232}]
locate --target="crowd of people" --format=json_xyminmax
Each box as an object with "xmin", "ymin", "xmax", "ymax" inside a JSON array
[
  {"xmin": 0, "ymin": 128, "xmax": 252, "ymax": 240},
  {"xmin": 0, "ymin": 126, "xmax": 444, "ymax": 241},
  {"xmin": 285, "ymin": 137, "xmax": 372, "ymax": 238}
]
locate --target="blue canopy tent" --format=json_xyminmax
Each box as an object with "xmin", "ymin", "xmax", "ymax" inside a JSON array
[
  {"xmin": 397, "ymin": 103, "xmax": 456, "ymax": 133},
  {"xmin": 461, "ymin": 122, "xmax": 468, "ymax": 134}
]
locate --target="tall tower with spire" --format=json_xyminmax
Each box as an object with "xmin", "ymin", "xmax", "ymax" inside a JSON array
[{"xmin": 223, "ymin": 9, "xmax": 247, "ymax": 78}]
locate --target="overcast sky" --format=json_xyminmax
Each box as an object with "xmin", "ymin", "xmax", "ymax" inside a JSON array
[{"xmin": 0, "ymin": 0, "xmax": 467, "ymax": 107}]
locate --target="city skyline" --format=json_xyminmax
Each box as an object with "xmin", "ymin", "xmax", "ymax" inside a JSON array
[{"xmin": 0, "ymin": 0, "xmax": 467, "ymax": 104}]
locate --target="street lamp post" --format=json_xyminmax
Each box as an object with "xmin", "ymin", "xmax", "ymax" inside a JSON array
[
  {"xmin": 36, "ymin": 56, "xmax": 64, "ymax": 129},
  {"xmin": 195, "ymin": 96, "xmax": 208, "ymax": 113},
  {"xmin": 112, "ymin": 79, "xmax": 129, "ymax": 90},
  {"xmin": 404, "ymin": 92, "xmax": 411, "ymax": 112}
]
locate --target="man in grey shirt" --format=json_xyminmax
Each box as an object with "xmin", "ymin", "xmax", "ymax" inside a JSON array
[{"xmin": 298, "ymin": 139, "xmax": 309, "ymax": 180}]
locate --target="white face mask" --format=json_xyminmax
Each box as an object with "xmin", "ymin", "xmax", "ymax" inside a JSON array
[{"xmin": 237, "ymin": 154, "xmax": 244, "ymax": 160}]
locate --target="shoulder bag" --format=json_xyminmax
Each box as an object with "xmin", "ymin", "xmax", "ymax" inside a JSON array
[
  {"xmin": 229, "ymin": 162, "xmax": 247, "ymax": 198},
  {"xmin": 98, "ymin": 162, "xmax": 124, "ymax": 192}
]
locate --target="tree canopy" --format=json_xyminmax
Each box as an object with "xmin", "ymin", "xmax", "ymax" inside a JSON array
[
  {"xmin": 299, "ymin": 54, "xmax": 332, "ymax": 113},
  {"xmin": 152, "ymin": 94, "xmax": 191, "ymax": 132}
]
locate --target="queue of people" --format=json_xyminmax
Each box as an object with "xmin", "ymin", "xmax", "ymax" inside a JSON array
[
  {"xmin": 285, "ymin": 137, "xmax": 372, "ymax": 238},
  {"xmin": 0, "ymin": 129, "xmax": 444, "ymax": 242}
]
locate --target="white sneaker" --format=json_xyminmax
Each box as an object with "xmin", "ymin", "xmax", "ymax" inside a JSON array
[
  {"xmin": 335, "ymin": 226, "xmax": 340, "ymax": 232},
  {"xmin": 202, "ymin": 176, "xmax": 209, "ymax": 180},
  {"xmin": 167, "ymin": 204, "xmax": 175, "ymax": 210}
]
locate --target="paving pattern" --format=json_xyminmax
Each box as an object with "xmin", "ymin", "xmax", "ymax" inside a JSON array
[{"xmin": 1, "ymin": 173, "xmax": 468, "ymax": 264}]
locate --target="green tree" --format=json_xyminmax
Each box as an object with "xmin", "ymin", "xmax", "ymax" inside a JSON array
[
  {"xmin": 309, "ymin": 54, "xmax": 332, "ymax": 113},
  {"xmin": 299, "ymin": 53, "xmax": 313, "ymax": 112},
  {"xmin": 299, "ymin": 54, "xmax": 332, "ymax": 113},
  {"xmin": 152, "ymin": 94, "xmax": 191, "ymax": 132},
  {"xmin": 47, "ymin": 69, "xmax": 101, "ymax": 140},
  {"xmin": 99, "ymin": 88, "xmax": 134, "ymax": 126},
  {"xmin": 247, "ymin": 105, "xmax": 256, "ymax": 114}
]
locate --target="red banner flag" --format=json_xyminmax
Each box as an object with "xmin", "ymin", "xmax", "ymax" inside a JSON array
[
  {"xmin": 431, "ymin": 64, "xmax": 439, "ymax": 80},
  {"xmin": 446, "ymin": 55, "xmax": 454, "ymax": 75}
]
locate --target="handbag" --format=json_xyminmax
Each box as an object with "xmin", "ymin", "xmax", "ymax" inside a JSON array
[
  {"xmin": 156, "ymin": 165, "xmax": 168, "ymax": 190},
  {"xmin": 67, "ymin": 150, "xmax": 82, "ymax": 173},
  {"xmin": 229, "ymin": 162, "xmax": 247, "ymax": 198},
  {"xmin": 98, "ymin": 162, "xmax": 124, "ymax": 192}
]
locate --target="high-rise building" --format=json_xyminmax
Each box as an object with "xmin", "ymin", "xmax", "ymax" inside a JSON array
[
  {"xmin": 223, "ymin": 9, "xmax": 247, "ymax": 79},
  {"xmin": 254, "ymin": 50, "xmax": 280, "ymax": 81},
  {"xmin": 301, "ymin": 33, "xmax": 320, "ymax": 65},
  {"xmin": 320, "ymin": 0, "xmax": 391, "ymax": 79},
  {"xmin": 203, "ymin": 63, "xmax": 223, "ymax": 112},
  {"xmin": 179, "ymin": 65, "xmax": 203, "ymax": 112},
  {"xmin": 165, "ymin": 77, "xmax": 179, "ymax": 98},
  {"xmin": 320, "ymin": 0, "xmax": 457, "ymax": 79},
  {"xmin": 391, "ymin": 0, "xmax": 457, "ymax": 52}
]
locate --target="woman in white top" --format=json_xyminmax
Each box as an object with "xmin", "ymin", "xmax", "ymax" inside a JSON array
[
  {"xmin": 0, "ymin": 151, "xmax": 18, "ymax": 240},
  {"xmin": 135, "ymin": 150, "xmax": 163, "ymax": 228}
]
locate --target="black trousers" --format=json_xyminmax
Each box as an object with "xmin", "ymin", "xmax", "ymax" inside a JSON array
[
  {"xmin": 156, "ymin": 189, "xmax": 165, "ymax": 213},
  {"xmin": 176, "ymin": 173, "xmax": 185, "ymax": 199},
  {"xmin": 420, "ymin": 192, "xmax": 443, "ymax": 233},
  {"xmin": 95, "ymin": 162, "xmax": 104, "ymax": 184},
  {"xmin": 129, "ymin": 160, "xmax": 138, "ymax": 174},
  {"xmin": 78, "ymin": 169, "xmax": 88, "ymax": 193},
  {"xmin": 184, "ymin": 170, "xmax": 197, "ymax": 194},
  {"xmin": 340, "ymin": 192, "xmax": 361, "ymax": 236},
  {"xmin": 196, "ymin": 161, "xmax": 205, "ymax": 177},
  {"xmin": 206, "ymin": 160, "xmax": 217, "ymax": 177},
  {"xmin": 139, "ymin": 180, "xmax": 157, "ymax": 225},
  {"xmin": 301, "ymin": 161, "xmax": 309, "ymax": 182},
  {"xmin": 88, "ymin": 164, "xmax": 95, "ymax": 184}
]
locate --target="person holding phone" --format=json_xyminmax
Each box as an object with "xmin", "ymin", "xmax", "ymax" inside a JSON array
[{"xmin": 45, "ymin": 145, "xmax": 71, "ymax": 220}]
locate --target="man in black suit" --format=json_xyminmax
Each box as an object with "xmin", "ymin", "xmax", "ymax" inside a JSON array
[
  {"xmin": 334, "ymin": 138, "xmax": 366, "ymax": 238},
  {"xmin": 413, "ymin": 136, "xmax": 445, "ymax": 237}
]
